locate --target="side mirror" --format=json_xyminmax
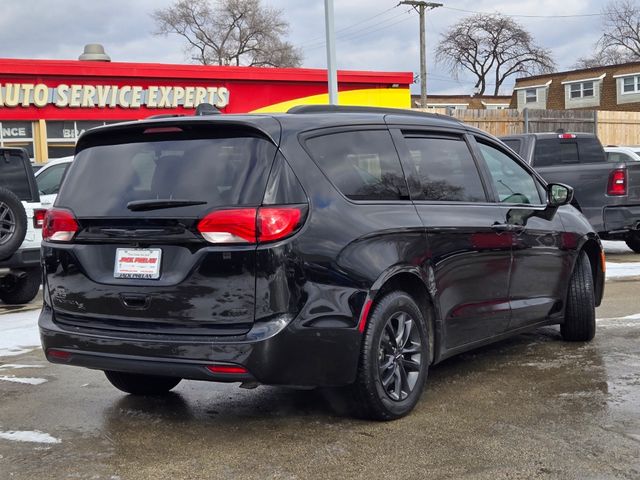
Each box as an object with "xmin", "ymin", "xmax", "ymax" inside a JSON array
[{"xmin": 547, "ymin": 183, "xmax": 573, "ymax": 208}]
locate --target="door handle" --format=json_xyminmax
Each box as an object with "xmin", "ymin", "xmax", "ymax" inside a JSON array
[
  {"xmin": 491, "ymin": 223, "xmax": 525, "ymax": 233},
  {"xmin": 491, "ymin": 222, "xmax": 511, "ymax": 232}
]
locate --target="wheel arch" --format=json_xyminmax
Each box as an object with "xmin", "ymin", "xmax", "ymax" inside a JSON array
[{"xmin": 365, "ymin": 267, "xmax": 439, "ymax": 365}]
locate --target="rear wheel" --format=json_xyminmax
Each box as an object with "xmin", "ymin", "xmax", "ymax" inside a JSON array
[
  {"xmin": 104, "ymin": 371, "xmax": 181, "ymax": 395},
  {"xmin": 349, "ymin": 291, "xmax": 429, "ymax": 421},
  {"xmin": 625, "ymin": 231, "xmax": 640, "ymax": 253},
  {"xmin": 561, "ymin": 252, "xmax": 596, "ymax": 342},
  {"xmin": 0, "ymin": 268, "xmax": 41, "ymax": 304}
]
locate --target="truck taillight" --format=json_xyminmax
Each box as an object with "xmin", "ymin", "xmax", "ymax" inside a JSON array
[
  {"xmin": 607, "ymin": 169, "xmax": 627, "ymax": 196},
  {"xmin": 558, "ymin": 133, "xmax": 577, "ymax": 139},
  {"xmin": 33, "ymin": 208, "xmax": 47, "ymax": 229},
  {"xmin": 43, "ymin": 208, "xmax": 79, "ymax": 242},
  {"xmin": 197, "ymin": 206, "xmax": 306, "ymax": 244}
]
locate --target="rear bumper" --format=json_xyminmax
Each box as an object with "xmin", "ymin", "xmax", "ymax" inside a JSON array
[
  {"xmin": 602, "ymin": 204, "xmax": 640, "ymax": 234},
  {"xmin": 0, "ymin": 248, "xmax": 40, "ymax": 270},
  {"xmin": 39, "ymin": 306, "xmax": 361, "ymax": 387}
]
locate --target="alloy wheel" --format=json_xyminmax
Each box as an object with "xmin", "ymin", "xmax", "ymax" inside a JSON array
[
  {"xmin": 0, "ymin": 202, "xmax": 16, "ymax": 245},
  {"xmin": 377, "ymin": 311, "xmax": 422, "ymax": 401}
]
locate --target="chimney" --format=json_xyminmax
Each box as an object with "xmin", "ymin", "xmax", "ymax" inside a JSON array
[{"xmin": 78, "ymin": 44, "xmax": 111, "ymax": 62}]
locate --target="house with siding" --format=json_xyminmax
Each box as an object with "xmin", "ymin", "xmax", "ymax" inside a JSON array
[{"xmin": 510, "ymin": 61, "xmax": 640, "ymax": 111}]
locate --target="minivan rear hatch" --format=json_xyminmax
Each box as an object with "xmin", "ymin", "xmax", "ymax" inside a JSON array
[{"xmin": 44, "ymin": 120, "xmax": 280, "ymax": 336}]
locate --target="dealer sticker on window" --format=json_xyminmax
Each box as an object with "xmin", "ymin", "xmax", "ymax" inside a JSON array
[{"xmin": 114, "ymin": 248, "xmax": 162, "ymax": 279}]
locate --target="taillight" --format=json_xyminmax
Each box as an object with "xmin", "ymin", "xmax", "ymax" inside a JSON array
[
  {"xmin": 197, "ymin": 206, "xmax": 305, "ymax": 244},
  {"xmin": 258, "ymin": 207, "xmax": 303, "ymax": 242},
  {"xmin": 558, "ymin": 133, "xmax": 577, "ymax": 139},
  {"xmin": 43, "ymin": 208, "xmax": 79, "ymax": 242},
  {"xmin": 607, "ymin": 169, "xmax": 627, "ymax": 196},
  {"xmin": 33, "ymin": 208, "xmax": 47, "ymax": 229}
]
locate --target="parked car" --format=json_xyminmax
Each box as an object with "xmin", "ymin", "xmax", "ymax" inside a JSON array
[
  {"xmin": 40, "ymin": 106, "xmax": 604, "ymax": 420},
  {"xmin": 604, "ymin": 146, "xmax": 640, "ymax": 163},
  {"xmin": 501, "ymin": 133, "xmax": 640, "ymax": 253},
  {"xmin": 35, "ymin": 156, "xmax": 73, "ymax": 205},
  {"xmin": 0, "ymin": 147, "xmax": 49, "ymax": 304}
]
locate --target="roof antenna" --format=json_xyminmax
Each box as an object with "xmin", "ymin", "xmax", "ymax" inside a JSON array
[{"xmin": 195, "ymin": 103, "xmax": 221, "ymax": 116}]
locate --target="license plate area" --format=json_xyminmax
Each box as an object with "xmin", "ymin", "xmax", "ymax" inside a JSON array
[{"xmin": 114, "ymin": 248, "xmax": 162, "ymax": 279}]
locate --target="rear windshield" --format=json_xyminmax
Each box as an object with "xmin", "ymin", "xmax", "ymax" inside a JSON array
[
  {"xmin": 57, "ymin": 133, "xmax": 277, "ymax": 217},
  {"xmin": 533, "ymin": 137, "xmax": 605, "ymax": 167},
  {"xmin": 0, "ymin": 150, "xmax": 33, "ymax": 201},
  {"xmin": 501, "ymin": 139, "xmax": 522, "ymax": 155}
]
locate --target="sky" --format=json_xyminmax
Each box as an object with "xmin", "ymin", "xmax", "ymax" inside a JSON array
[{"xmin": 0, "ymin": 0, "xmax": 607, "ymax": 95}]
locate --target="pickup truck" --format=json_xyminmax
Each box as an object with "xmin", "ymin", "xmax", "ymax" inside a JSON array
[{"xmin": 500, "ymin": 132, "xmax": 640, "ymax": 252}]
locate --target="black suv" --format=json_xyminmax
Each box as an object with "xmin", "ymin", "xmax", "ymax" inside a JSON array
[{"xmin": 40, "ymin": 106, "xmax": 604, "ymax": 420}]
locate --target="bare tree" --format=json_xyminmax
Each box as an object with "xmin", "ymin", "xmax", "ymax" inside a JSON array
[
  {"xmin": 152, "ymin": 0, "xmax": 302, "ymax": 67},
  {"xmin": 436, "ymin": 14, "xmax": 555, "ymax": 96},
  {"xmin": 576, "ymin": 0, "xmax": 640, "ymax": 68}
]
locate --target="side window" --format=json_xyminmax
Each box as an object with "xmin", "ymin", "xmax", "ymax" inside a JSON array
[
  {"xmin": 403, "ymin": 135, "xmax": 486, "ymax": 202},
  {"xmin": 305, "ymin": 130, "xmax": 408, "ymax": 201},
  {"xmin": 477, "ymin": 142, "xmax": 542, "ymax": 205},
  {"xmin": 36, "ymin": 163, "xmax": 68, "ymax": 195}
]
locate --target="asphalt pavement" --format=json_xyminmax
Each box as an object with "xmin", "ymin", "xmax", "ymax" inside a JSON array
[{"xmin": 0, "ymin": 245, "xmax": 639, "ymax": 479}]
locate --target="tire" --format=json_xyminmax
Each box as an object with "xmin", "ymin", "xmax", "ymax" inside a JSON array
[
  {"xmin": 625, "ymin": 231, "xmax": 640, "ymax": 253},
  {"xmin": 104, "ymin": 371, "xmax": 181, "ymax": 395},
  {"xmin": 0, "ymin": 268, "xmax": 41, "ymax": 304},
  {"xmin": 349, "ymin": 291, "xmax": 430, "ymax": 421},
  {"xmin": 561, "ymin": 252, "xmax": 596, "ymax": 342},
  {"xmin": 0, "ymin": 187, "xmax": 27, "ymax": 260}
]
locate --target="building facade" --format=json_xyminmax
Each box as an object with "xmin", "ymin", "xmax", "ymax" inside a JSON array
[
  {"xmin": 511, "ymin": 61, "xmax": 640, "ymax": 111},
  {"xmin": 0, "ymin": 58, "xmax": 412, "ymax": 163}
]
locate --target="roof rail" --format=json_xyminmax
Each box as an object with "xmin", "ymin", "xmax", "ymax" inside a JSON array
[{"xmin": 287, "ymin": 104, "xmax": 460, "ymax": 121}]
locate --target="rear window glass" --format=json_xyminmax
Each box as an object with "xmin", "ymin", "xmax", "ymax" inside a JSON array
[
  {"xmin": 57, "ymin": 133, "xmax": 277, "ymax": 217},
  {"xmin": 606, "ymin": 152, "xmax": 636, "ymax": 163},
  {"xmin": 533, "ymin": 139, "xmax": 579, "ymax": 167},
  {"xmin": 0, "ymin": 151, "xmax": 32, "ymax": 200},
  {"xmin": 533, "ymin": 137, "xmax": 605, "ymax": 167},
  {"xmin": 501, "ymin": 139, "xmax": 522, "ymax": 155},
  {"xmin": 304, "ymin": 130, "xmax": 408, "ymax": 201}
]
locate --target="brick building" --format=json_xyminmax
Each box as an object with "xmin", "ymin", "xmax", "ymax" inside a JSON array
[
  {"xmin": 411, "ymin": 94, "xmax": 511, "ymax": 110},
  {"xmin": 511, "ymin": 61, "xmax": 640, "ymax": 111}
]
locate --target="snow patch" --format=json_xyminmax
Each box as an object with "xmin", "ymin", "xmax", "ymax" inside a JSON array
[
  {"xmin": 0, "ymin": 364, "xmax": 44, "ymax": 370},
  {"xmin": 602, "ymin": 240, "xmax": 633, "ymax": 254},
  {"xmin": 0, "ymin": 430, "xmax": 60, "ymax": 444},
  {"xmin": 606, "ymin": 262, "xmax": 640, "ymax": 279},
  {"xmin": 0, "ymin": 375, "xmax": 47, "ymax": 385},
  {"xmin": 0, "ymin": 309, "xmax": 41, "ymax": 357}
]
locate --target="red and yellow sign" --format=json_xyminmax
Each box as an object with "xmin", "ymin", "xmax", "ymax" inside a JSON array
[{"xmin": 0, "ymin": 59, "xmax": 412, "ymax": 120}]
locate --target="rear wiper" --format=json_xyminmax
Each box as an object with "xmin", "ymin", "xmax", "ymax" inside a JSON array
[{"xmin": 126, "ymin": 199, "xmax": 207, "ymax": 211}]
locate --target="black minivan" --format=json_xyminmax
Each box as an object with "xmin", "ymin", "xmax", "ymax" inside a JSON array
[{"xmin": 40, "ymin": 106, "xmax": 604, "ymax": 420}]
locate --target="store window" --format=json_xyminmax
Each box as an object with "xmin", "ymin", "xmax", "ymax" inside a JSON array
[
  {"xmin": 0, "ymin": 121, "xmax": 34, "ymax": 158},
  {"xmin": 46, "ymin": 121, "xmax": 111, "ymax": 159}
]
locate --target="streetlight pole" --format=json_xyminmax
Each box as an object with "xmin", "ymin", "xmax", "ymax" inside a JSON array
[
  {"xmin": 324, "ymin": 0, "xmax": 338, "ymax": 105},
  {"xmin": 400, "ymin": 1, "xmax": 443, "ymax": 109}
]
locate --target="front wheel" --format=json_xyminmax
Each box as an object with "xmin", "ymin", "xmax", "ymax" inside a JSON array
[
  {"xmin": 104, "ymin": 371, "xmax": 181, "ymax": 395},
  {"xmin": 349, "ymin": 291, "xmax": 430, "ymax": 421},
  {"xmin": 561, "ymin": 252, "xmax": 596, "ymax": 342}
]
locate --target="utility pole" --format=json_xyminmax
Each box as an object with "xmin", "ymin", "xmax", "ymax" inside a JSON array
[
  {"xmin": 324, "ymin": 0, "xmax": 338, "ymax": 105},
  {"xmin": 399, "ymin": 1, "xmax": 442, "ymax": 109}
]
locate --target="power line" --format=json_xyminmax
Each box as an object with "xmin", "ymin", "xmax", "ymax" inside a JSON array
[
  {"xmin": 304, "ymin": 9, "xmax": 413, "ymax": 50},
  {"xmin": 441, "ymin": 6, "xmax": 603, "ymax": 19},
  {"xmin": 299, "ymin": 5, "xmax": 400, "ymax": 47}
]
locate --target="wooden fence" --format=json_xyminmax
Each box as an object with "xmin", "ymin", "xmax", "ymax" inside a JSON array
[{"xmin": 417, "ymin": 108, "xmax": 640, "ymax": 146}]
